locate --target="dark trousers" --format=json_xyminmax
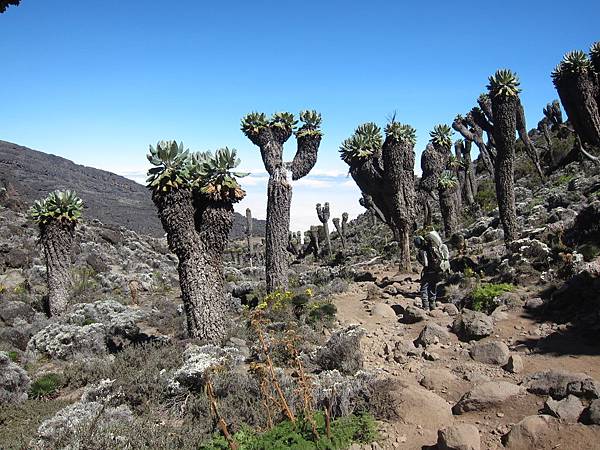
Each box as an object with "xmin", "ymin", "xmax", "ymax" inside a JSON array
[{"xmin": 420, "ymin": 272, "xmax": 440, "ymax": 310}]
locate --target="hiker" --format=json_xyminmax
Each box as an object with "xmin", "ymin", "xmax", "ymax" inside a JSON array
[{"xmin": 414, "ymin": 230, "xmax": 450, "ymax": 311}]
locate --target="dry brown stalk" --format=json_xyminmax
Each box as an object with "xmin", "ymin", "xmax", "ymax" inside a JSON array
[
  {"xmin": 205, "ymin": 375, "xmax": 238, "ymax": 450},
  {"xmin": 251, "ymin": 316, "xmax": 296, "ymax": 423}
]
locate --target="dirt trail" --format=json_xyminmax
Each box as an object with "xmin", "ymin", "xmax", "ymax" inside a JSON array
[{"xmin": 331, "ymin": 265, "xmax": 600, "ymax": 450}]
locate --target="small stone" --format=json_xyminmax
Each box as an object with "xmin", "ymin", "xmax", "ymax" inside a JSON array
[{"xmin": 504, "ymin": 354, "xmax": 524, "ymax": 374}]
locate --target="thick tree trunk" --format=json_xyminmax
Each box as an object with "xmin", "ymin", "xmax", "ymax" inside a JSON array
[
  {"xmin": 461, "ymin": 140, "xmax": 476, "ymax": 205},
  {"xmin": 40, "ymin": 221, "xmax": 75, "ymax": 316},
  {"xmin": 382, "ymin": 136, "xmax": 416, "ymax": 271},
  {"xmin": 491, "ymin": 96, "xmax": 518, "ymax": 245},
  {"xmin": 322, "ymin": 222, "xmax": 331, "ymax": 257},
  {"xmin": 555, "ymin": 72, "xmax": 600, "ymax": 148},
  {"xmin": 153, "ymin": 188, "xmax": 231, "ymax": 342},
  {"xmin": 332, "ymin": 218, "xmax": 346, "ymax": 249},
  {"xmin": 439, "ymin": 186, "xmax": 458, "ymax": 238},
  {"xmin": 265, "ymin": 167, "xmax": 292, "ymax": 292}
]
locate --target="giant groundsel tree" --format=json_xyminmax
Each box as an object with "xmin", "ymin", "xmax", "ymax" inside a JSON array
[
  {"xmin": 486, "ymin": 69, "xmax": 521, "ymax": 244},
  {"xmin": 147, "ymin": 141, "xmax": 246, "ymax": 342},
  {"xmin": 241, "ymin": 110, "xmax": 322, "ymax": 292},
  {"xmin": 30, "ymin": 190, "xmax": 83, "ymax": 316},
  {"xmin": 341, "ymin": 119, "xmax": 417, "ymax": 270}
]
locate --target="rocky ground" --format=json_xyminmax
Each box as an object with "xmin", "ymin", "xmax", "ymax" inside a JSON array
[
  {"xmin": 1, "ymin": 153, "xmax": 600, "ymax": 449},
  {"xmin": 329, "ymin": 265, "xmax": 600, "ymax": 449}
]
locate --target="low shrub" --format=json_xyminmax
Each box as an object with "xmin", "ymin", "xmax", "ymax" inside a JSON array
[
  {"xmin": 198, "ymin": 412, "xmax": 378, "ymax": 450},
  {"xmin": 30, "ymin": 373, "xmax": 63, "ymax": 398},
  {"xmin": 471, "ymin": 283, "xmax": 515, "ymax": 314}
]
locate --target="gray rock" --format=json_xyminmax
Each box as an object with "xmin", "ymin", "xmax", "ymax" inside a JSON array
[
  {"xmin": 0, "ymin": 301, "xmax": 35, "ymax": 325},
  {"xmin": 314, "ymin": 325, "xmax": 365, "ymax": 375},
  {"xmin": 543, "ymin": 394, "xmax": 584, "ymax": 423},
  {"xmin": 392, "ymin": 339, "xmax": 420, "ymax": 364},
  {"xmin": 385, "ymin": 382, "xmax": 454, "ymax": 430},
  {"xmin": 371, "ymin": 303, "xmax": 397, "ymax": 319},
  {"xmin": 414, "ymin": 323, "xmax": 450, "ymax": 347},
  {"xmin": 504, "ymin": 354, "xmax": 524, "ymax": 374},
  {"xmin": 0, "ymin": 351, "xmax": 30, "ymax": 404},
  {"xmin": 171, "ymin": 344, "xmax": 245, "ymax": 391},
  {"xmin": 452, "ymin": 309, "xmax": 494, "ymax": 341},
  {"xmin": 524, "ymin": 297, "xmax": 545, "ymax": 311},
  {"xmin": 453, "ymin": 381, "xmax": 523, "ymax": 414},
  {"xmin": 522, "ymin": 369, "xmax": 599, "ymax": 400},
  {"xmin": 586, "ymin": 399, "xmax": 600, "ymax": 424},
  {"xmin": 420, "ymin": 369, "xmax": 459, "ymax": 392},
  {"xmin": 469, "ymin": 341, "xmax": 510, "ymax": 366},
  {"xmin": 437, "ymin": 423, "xmax": 481, "ymax": 450},
  {"xmin": 402, "ymin": 305, "xmax": 427, "ymax": 324},
  {"xmin": 27, "ymin": 323, "xmax": 108, "ymax": 360},
  {"xmin": 502, "ymin": 415, "xmax": 556, "ymax": 449},
  {"xmin": 443, "ymin": 303, "xmax": 459, "ymax": 316}
]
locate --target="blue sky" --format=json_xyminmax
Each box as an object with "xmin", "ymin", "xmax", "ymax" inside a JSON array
[{"xmin": 1, "ymin": 0, "xmax": 598, "ymax": 230}]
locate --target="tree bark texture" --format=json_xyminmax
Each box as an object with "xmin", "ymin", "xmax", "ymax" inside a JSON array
[
  {"xmin": 491, "ymin": 96, "xmax": 518, "ymax": 245},
  {"xmin": 40, "ymin": 220, "xmax": 75, "ymax": 316},
  {"xmin": 153, "ymin": 188, "xmax": 232, "ymax": 342},
  {"xmin": 554, "ymin": 71, "xmax": 600, "ymax": 148},
  {"xmin": 382, "ymin": 136, "xmax": 416, "ymax": 271},
  {"xmin": 265, "ymin": 167, "xmax": 292, "ymax": 291},
  {"xmin": 439, "ymin": 185, "xmax": 459, "ymax": 238}
]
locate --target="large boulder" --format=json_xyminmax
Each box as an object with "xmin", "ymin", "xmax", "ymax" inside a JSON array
[
  {"xmin": 314, "ymin": 325, "xmax": 365, "ymax": 375},
  {"xmin": 502, "ymin": 415, "xmax": 556, "ymax": 449},
  {"xmin": 469, "ymin": 341, "xmax": 510, "ymax": 366},
  {"xmin": 414, "ymin": 323, "xmax": 451, "ymax": 347},
  {"xmin": 453, "ymin": 381, "xmax": 523, "ymax": 414},
  {"xmin": 402, "ymin": 305, "xmax": 427, "ymax": 324},
  {"xmin": 0, "ymin": 352, "xmax": 30, "ymax": 404},
  {"xmin": 543, "ymin": 394, "xmax": 584, "ymax": 423},
  {"xmin": 383, "ymin": 382, "xmax": 454, "ymax": 430},
  {"xmin": 585, "ymin": 398, "xmax": 600, "ymax": 424},
  {"xmin": 452, "ymin": 309, "xmax": 494, "ymax": 341},
  {"xmin": 0, "ymin": 300, "xmax": 35, "ymax": 325},
  {"xmin": 437, "ymin": 423, "xmax": 481, "ymax": 450},
  {"xmin": 522, "ymin": 369, "xmax": 599, "ymax": 400},
  {"xmin": 371, "ymin": 303, "xmax": 397, "ymax": 319}
]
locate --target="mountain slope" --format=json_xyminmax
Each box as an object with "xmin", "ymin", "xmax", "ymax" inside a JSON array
[{"xmin": 0, "ymin": 140, "xmax": 265, "ymax": 238}]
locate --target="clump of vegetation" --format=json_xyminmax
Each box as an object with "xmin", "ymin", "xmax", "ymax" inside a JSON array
[
  {"xmin": 471, "ymin": 283, "xmax": 515, "ymax": 314},
  {"xmin": 199, "ymin": 412, "xmax": 377, "ymax": 450},
  {"xmin": 30, "ymin": 373, "xmax": 64, "ymax": 398}
]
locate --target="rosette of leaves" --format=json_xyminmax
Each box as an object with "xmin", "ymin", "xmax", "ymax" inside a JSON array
[
  {"xmin": 487, "ymin": 69, "xmax": 522, "ymax": 99},
  {"xmin": 190, "ymin": 147, "xmax": 248, "ymax": 202},
  {"xmin": 591, "ymin": 42, "xmax": 600, "ymax": 72},
  {"xmin": 339, "ymin": 122, "xmax": 383, "ymax": 164},
  {"xmin": 552, "ymin": 50, "xmax": 593, "ymax": 82},
  {"xmin": 146, "ymin": 140, "xmax": 190, "ymax": 192},
  {"xmin": 429, "ymin": 124, "xmax": 453, "ymax": 149},
  {"xmin": 295, "ymin": 110, "xmax": 323, "ymax": 138},
  {"xmin": 385, "ymin": 121, "xmax": 417, "ymax": 145},
  {"xmin": 240, "ymin": 112, "xmax": 269, "ymax": 137},
  {"xmin": 29, "ymin": 190, "xmax": 83, "ymax": 224},
  {"xmin": 438, "ymin": 170, "xmax": 459, "ymax": 190}
]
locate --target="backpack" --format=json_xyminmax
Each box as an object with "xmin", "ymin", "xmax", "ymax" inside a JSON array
[{"xmin": 424, "ymin": 231, "xmax": 450, "ymax": 274}]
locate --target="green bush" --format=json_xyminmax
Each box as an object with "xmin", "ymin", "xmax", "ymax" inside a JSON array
[
  {"xmin": 198, "ymin": 412, "xmax": 378, "ymax": 450},
  {"xmin": 8, "ymin": 350, "xmax": 19, "ymax": 362},
  {"xmin": 30, "ymin": 373, "xmax": 63, "ymax": 398},
  {"xmin": 471, "ymin": 283, "xmax": 515, "ymax": 314}
]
